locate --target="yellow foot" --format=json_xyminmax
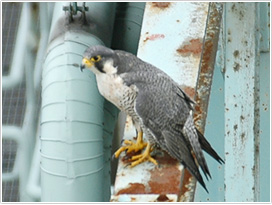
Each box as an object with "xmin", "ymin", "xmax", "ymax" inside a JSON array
[
  {"xmin": 114, "ymin": 131, "xmax": 147, "ymax": 159},
  {"xmin": 130, "ymin": 143, "xmax": 158, "ymax": 167}
]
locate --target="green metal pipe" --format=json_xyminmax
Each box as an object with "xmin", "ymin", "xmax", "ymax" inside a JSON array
[
  {"xmin": 41, "ymin": 2, "xmax": 116, "ymax": 202},
  {"xmin": 111, "ymin": 2, "xmax": 145, "ymax": 55}
]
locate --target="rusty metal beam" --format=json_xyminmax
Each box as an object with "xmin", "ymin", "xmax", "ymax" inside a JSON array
[
  {"xmin": 194, "ymin": 2, "xmax": 224, "ymax": 133},
  {"xmin": 179, "ymin": 3, "xmax": 224, "ymax": 202}
]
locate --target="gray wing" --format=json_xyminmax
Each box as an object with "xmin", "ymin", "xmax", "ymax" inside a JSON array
[{"xmin": 133, "ymin": 82, "xmax": 209, "ymax": 192}]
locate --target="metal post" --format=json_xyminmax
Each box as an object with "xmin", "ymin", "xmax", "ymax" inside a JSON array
[{"xmin": 224, "ymin": 3, "xmax": 259, "ymax": 202}]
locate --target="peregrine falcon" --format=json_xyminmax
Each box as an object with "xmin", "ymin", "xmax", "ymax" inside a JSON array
[{"xmin": 80, "ymin": 45, "xmax": 224, "ymax": 192}]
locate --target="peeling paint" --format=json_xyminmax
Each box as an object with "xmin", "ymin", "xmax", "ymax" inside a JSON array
[
  {"xmin": 148, "ymin": 152, "xmax": 182, "ymax": 195},
  {"xmin": 179, "ymin": 169, "xmax": 196, "ymax": 202},
  {"xmin": 111, "ymin": 194, "xmax": 177, "ymax": 202},
  {"xmin": 234, "ymin": 124, "xmax": 238, "ymax": 131},
  {"xmin": 240, "ymin": 132, "xmax": 246, "ymax": 143},
  {"xmin": 194, "ymin": 2, "xmax": 223, "ymax": 133},
  {"xmin": 117, "ymin": 183, "xmax": 146, "ymax": 195},
  {"xmin": 233, "ymin": 62, "xmax": 241, "ymax": 71}
]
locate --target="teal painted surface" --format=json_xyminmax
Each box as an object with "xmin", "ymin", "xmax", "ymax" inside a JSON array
[
  {"xmin": 259, "ymin": 51, "xmax": 270, "ymax": 202},
  {"xmin": 41, "ymin": 2, "xmax": 117, "ymax": 202},
  {"xmin": 259, "ymin": 3, "xmax": 270, "ymax": 52},
  {"xmin": 258, "ymin": 3, "xmax": 270, "ymax": 201},
  {"xmin": 258, "ymin": 2, "xmax": 271, "ymax": 202}
]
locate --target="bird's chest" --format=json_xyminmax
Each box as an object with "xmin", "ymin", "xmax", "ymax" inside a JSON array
[{"xmin": 95, "ymin": 73, "xmax": 136, "ymax": 110}]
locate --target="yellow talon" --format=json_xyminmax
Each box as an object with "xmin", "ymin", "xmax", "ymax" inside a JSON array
[
  {"xmin": 114, "ymin": 131, "xmax": 147, "ymax": 158},
  {"xmin": 130, "ymin": 143, "xmax": 158, "ymax": 167}
]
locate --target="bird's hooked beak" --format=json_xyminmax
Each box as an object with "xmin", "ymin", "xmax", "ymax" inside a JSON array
[
  {"xmin": 80, "ymin": 64, "xmax": 85, "ymax": 72},
  {"xmin": 80, "ymin": 58, "xmax": 93, "ymax": 72}
]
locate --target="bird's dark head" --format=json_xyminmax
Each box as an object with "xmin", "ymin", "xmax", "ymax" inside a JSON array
[{"xmin": 80, "ymin": 45, "xmax": 119, "ymax": 75}]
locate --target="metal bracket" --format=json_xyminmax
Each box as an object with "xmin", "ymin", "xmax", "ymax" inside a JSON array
[{"xmin": 62, "ymin": 2, "xmax": 89, "ymax": 16}]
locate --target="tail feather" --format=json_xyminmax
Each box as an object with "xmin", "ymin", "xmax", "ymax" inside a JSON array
[
  {"xmin": 183, "ymin": 162, "xmax": 209, "ymax": 193},
  {"xmin": 196, "ymin": 128, "xmax": 224, "ymax": 164}
]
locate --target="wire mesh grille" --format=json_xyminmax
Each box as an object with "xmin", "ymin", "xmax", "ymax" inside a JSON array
[
  {"xmin": 2, "ymin": 86, "xmax": 26, "ymax": 126},
  {"xmin": 2, "ymin": 2, "xmax": 23, "ymax": 202},
  {"xmin": 2, "ymin": 2, "xmax": 22, "ymax": 75},
  {"xmin": 2, "ymin": 180, "xmax": 20, "ymax": 202}
]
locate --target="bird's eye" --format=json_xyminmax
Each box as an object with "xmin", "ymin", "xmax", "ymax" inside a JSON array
[{"xmin": 91, "ymin": 55, "xmax": 101, "ymax": 62}]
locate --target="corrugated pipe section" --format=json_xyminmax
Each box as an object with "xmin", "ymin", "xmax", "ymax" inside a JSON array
[
  {"xmin": 40, "ymin": 2, "xmax": 117, "ymax": 202},
  {"xmin": 111, "ymin": 2, "xmax": 146, "ymax": 55}
]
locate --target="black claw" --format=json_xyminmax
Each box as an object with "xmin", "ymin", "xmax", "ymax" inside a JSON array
[
  {"xmin": 124, "ymin": 163, "xmax": 130, "ymax": 168},
  {"xmin": 123, "ymin": 154, "xmax": 131, "ymax": 160}
]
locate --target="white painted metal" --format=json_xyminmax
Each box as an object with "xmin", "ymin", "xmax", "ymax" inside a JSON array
[
  {"xmin": 224, "ymin": 3, "xmax": 259, "ymax": 202},
  {"xmin": 138, "ymin": 2, "xmax": 208, "ymax": 87}
]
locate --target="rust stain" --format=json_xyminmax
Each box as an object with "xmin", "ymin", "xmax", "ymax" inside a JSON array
[
  {"xmin": 200, "ymin": 39, "xmax": 214, "ymax": 73},
  {"xmin": 180, "ymin": 169, "xmax": 192, "ymax": 195},
  {"xmin": 151, "ymin": 2, "xmax": 171, "ymax": 9},
  {"xmin": 233, "ymin": 62, "xmax": 241, "ymax": 72},
  {"xmin": 116, "ymin": 183, "xmax": 146, "ymax": 195},
  {"xmin": 156, "ymin": 194, "xmax": 170, "ymax": 202},
  {"xmin": 193, "ymin": 103, "xmax": 203, "ymax": 126},
  {"xmin": 144, "ymin": 34, "xmax": 165, "ymax": 42},
  {"xmin": 176, "ymin": 38, "xmax": 203, "ymax": 57},
  {"xmin": 148, "ymin": 151, "xmax": 182, "ymax": 195},
  {"xmin": 181, "ymin": 85, "xmax": 196, "ymax": 99}
]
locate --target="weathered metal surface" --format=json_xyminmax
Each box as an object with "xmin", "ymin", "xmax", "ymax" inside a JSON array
[
  {"xmin": 224, "ymin": 3, "xmax": 259, "ymax": 202},
  {"xmin": 137, "ymin": 2, "xmax": 209, "ymax": 88},
  {"xmin": 112, "ymin": 2, "xmax": 212, "ymax": 202},
  {"xmin": 259, "ymin": 44, "xmax": 270, "ymax": 202},
  {"xmin": 112, "ymin": 117, "xmax": 183, "ymax": 201},
  {"xmin": 186, "ymin": 3, "xmax": 224, "ymax": 201},
  {"xmin": 194, "ymin": 18, "xmax": 225, "ymax": 202},
  {"xmin": 111, "ymin": 194, "xmax": 177, "ymax": 202},
  {"xmin": 194, "ymin": 2, "xmax": 224, "ymax": 133}
]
